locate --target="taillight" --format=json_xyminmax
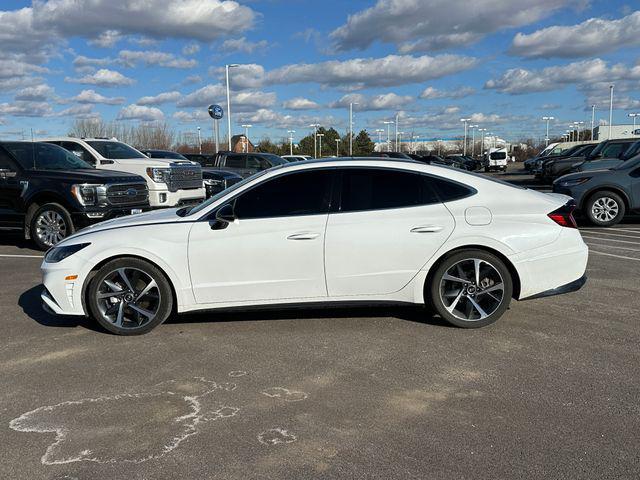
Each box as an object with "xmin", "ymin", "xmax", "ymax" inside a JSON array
[{"xmin": 548, "ymin": 202, "xmax": 578, "ymax": 228}]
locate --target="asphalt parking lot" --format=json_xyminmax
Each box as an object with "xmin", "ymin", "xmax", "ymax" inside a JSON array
[{"xmin": 1, "ymin": 166, "xmax": 639, "ymax": 479}]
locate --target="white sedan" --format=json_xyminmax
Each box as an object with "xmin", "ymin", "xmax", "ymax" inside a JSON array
[{"xmin": 41, "ymin": 158, "xmax": 588, "ymax": 335}]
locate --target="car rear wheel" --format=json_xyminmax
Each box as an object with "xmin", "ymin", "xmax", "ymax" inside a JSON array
[
  {"xmin": 30, "ymin": 203, "xmax": 74, "ymax": 251},
  {"xmin": 428, "ymin": 250, "xmax": 513, "ymax": 328},
  {"xmin": 87, "ymin": 258, "xmax": 173, "ymax": 335},
  {"xmin": 585, "ymin": 191, "xmax": 626, "ymax": 227}
]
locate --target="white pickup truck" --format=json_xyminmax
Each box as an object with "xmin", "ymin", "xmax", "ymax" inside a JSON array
[
  {"xmin": 484, "ymin": 148, "xmax": 509, "ymax": 172},
  {"xmin": 42, "ymin": 137, "xmax": 205, "ymax": 208}
]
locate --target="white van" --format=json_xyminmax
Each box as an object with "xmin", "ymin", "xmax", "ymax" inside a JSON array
[
  {"xmin": 484, "ymin": 148, "xmax": 509, "ymax": 172},
  {"xmin": 43, "ymin": 137, "xmax": 205, "ymax": 208}
]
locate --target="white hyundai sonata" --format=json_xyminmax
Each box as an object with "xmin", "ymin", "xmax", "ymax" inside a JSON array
[{"xmin": 41, "ymin": 158, "xmax": 588, "ymax": 335}]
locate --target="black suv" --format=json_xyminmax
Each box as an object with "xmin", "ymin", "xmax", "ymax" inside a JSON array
[
  {"xmin": 0, "ymin": 142, "xmax": 149, "ymax": 250},
  {"xmin": 213, "ymin": 151, "xmax": 288, "ymax": 178},
  {"xmin": 541, "ymin": 140, "xmax": 631, "ymax": 181},
  {"xmin": 162, "ymin": 151, "xmax": 244, "ymax": 197}
]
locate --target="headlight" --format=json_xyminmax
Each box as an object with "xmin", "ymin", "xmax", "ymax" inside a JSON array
[
  {"xmin": 146, "ymin": 167, "xmax": 170, "ymax": 183},
  {"xmin": 45, "ymin": 243, "xmax": 91, "ymax": 263},
  {"xmin": 556, "ymin": 177, "xmax": 592, "ymax": 188},
  {"xmin": 203, "ymin": 178, "xmax": 224, "ymax": 186},
  {"xmin": 71, "ymin": 184, "xmax": 107, "ymax": 206}
]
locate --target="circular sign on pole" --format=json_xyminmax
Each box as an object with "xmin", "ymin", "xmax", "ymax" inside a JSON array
[{"xmin": 208, "ymin": 104, "xmax": 224, "ymax": 120}]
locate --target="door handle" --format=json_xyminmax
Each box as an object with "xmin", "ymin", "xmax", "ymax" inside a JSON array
[
  {"xmin": 287, "ymin": 232, "xmax": 320, "ymax": 240},
  {"xmin": 410, "ymin": 225, "xmax": 444, "ymax": 233}
]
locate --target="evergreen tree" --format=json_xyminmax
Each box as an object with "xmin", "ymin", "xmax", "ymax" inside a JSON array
[{"xmin": 352, "ymin": 129, "xmax": 375, "ymax": 156}]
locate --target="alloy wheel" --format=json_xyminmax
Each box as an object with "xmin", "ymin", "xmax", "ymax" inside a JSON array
[
  {"xmin": 96, "ymin": 268, "xmax": 161, "ymax": 330},
  {"xmin": 35, "ymin": 210, "xmax": 67, "ymax": 247},
  {"xmin": 591, "ymin": 197, "xmax": 619, "ymax": 223},
  {"xmin": 439, "ymin": 258, "xmax": 505, "ymax": 321}
]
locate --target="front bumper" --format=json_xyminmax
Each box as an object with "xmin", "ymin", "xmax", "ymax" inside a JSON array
[
  {"xmin": 149, "ymin": 187, "xmax": 205, "ymax": 208},
  {"xmin": 41, "ymin": 253, "xmax": 93, "ymax": 316},
  {"xmin": 71, "ymin": 206, "xmax": 150, "ymax": 229}
]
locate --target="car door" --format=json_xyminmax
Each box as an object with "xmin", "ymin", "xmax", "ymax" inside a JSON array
[
  {"xmin": 324, "ymin": 168, "xmax": 456, "ymax": 297},
  {"xmin": 630, "ymin": 164, "xmax": 640, "ymax": 208},
  {"xmin": 188, "ymin": 168, "xmax": 334, "ymax": 304},
  {"xmin": 0, "ymin": 148, "xmax": 23, "ymax": 227}
]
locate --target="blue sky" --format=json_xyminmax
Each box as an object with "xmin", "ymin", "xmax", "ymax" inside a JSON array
[{"xmin": 1, "ymin": 0, "xmax": 639, "ymax": 145}]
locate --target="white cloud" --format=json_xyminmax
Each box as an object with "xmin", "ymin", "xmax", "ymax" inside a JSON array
[
  {"xmin": 177, "ymin": 84, "xmax": 276, "ymax": 111},
  {"xmin": 484, "ymin": 59, "xmax": 638, "ymax": 94},
  {"xmin": 182, "ymin": 75, "xmax": 202, "ymax": 86},
  {"xmin": 0, "ymin": 59, "xmax": 48, "ymax": 80},
  {"xmin": 118, "ymin": 50, "xmax": 197, "ymax": 69},
  {"xmin": 329, "ymin": 0, "xmax": 583, "ymax": 52},
  {"xmin": 15, "ymin": 84, "xmax": 54, "ymax": 102},
  {"xmin": 176, "ymin": 84, "xmax": 226, "ymax": 108},
  {"xmin": 419, "ymin": 86, "xmax": 475, "ymax": 100},
  {"xmin": 136, "ymin": 91, "xmax": 182, "ymax": 106},
  {"xmin": 182, "ymin": 43, "xmax": 200, "ymax": 55},
  {"xmin": 55, "ymin": 104, "xmax": 96, "ymax": 118},
  {"xmin": 88, "ymin": 30, "xmax": 122, "ymax": 48},
  {"xmin": 73, "ymin": 89, "xmax": 125, "ymax": 105},
  {"xmin": 0, "ymin": 101, "xmax": 53, "ymax": 117},
  {"xmin": 173, "ymin": 110, "xmax": 211, "ymax": 123},
  {"xmin": 329, "ymin": 93, "xmax": 414, "ymax": 111},
  {"xmin": 282, "ymin": 97, "xmax": 320, "ymax": 110},
  {"xmin": 117, "ymin": 104, "xmax": 165, "ymax": 122},
  {"xmin": 511, "ymin": 11, "xmax": 640, "ymax": 58},
  {"xmin": 267, "ymin": 54, "xmax": 478, "ymax": 89},
  {"xmin": 210, "ymin": 64, "xmax": 266, "ymax": 89},
  {"xmin": 66, "ymin": 69, "xmax": 135, "ymax": 87},
  {"xmin": 221, "ymin": 37, "xmax": 269, "ymax": 54},
  {"xmin": 73, "ymin": 55, "xmax": 113, "ymax": 68}
]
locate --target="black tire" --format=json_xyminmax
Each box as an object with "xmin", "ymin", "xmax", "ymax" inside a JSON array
[
  {"xmin": 428, "ymin": 249, "xmax": 513, "ymax": 328},
  {"xmin": 585, "ymin": 191, "xmax": 626, "ymax": 227},
  {"xmin": 29, "ymin": 203, "xmax": 74, "ymax": 251},
  {"xmin": 87, "ymin": 257, "xmax": 173, "ymax": 335}
]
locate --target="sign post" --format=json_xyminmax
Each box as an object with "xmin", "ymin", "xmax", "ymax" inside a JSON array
[{"xmin": 208, "ymin": 105, "xmax": 224, "ymax": 154}]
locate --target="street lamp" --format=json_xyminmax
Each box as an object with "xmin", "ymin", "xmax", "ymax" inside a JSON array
[
  {"xmin": 349, "ymin": 102, "xmax": 358, "ymax": 156},
  {"xmin": 478, "ymin": 128, "xmax": 486, "ymax": 156},
  {"xmin": 316, "ymin": 133, "xmax": 325, "ymax": 157},
  {"xmin": 196, "ymin": 126, "xmax": 202, "ymax": 154},
  {"xmin": 629, "ymin": 113, "xmax": 639, "ymax": 136},
  {"xmin": 241, "ymin": 124, "xmax": 252, "ymax": 152},
  {"xmin": 395, "ymin": 113, "xmax": 399, "ymax": 152},
  {"xmin": 309, "ymin": 124, "xmax": 320, "ymax": 158},
  {"xmin": 542, "ymin": 116, "xmax": 554, "ymax": 146},
  {"xmin": 574, "ymin": 121, "xmax": 584, "ymax": 142},
  {"xmin": 398, "ymin": 131, "xmax": 405, "ymax": 152},
  {"xmin": 383, "ymin": 120, "xmax": 394, "ymax": 151},
  {"xmin": 469, "ymin": 125, "xmax": 478, "ymax": 157},
  {"xmin": 335, "ymin": 138, "xmax": 340, "ymax": 156},
  {"xmin": 225, "ymin": 64, "xmax": 240, "ymax": 150},
  {"xmin": 287, "ymin": 129, "xmax": 295, "ymax": 156},
  {"xmin": 566, "ymin": 129, "xmax": 572, "ymax": 142},
  {"xmin": 591, "ymin": 105, "xmax": 596, "ymax": 140},
  {"xmin": 460, "ymin": 118, "xmax": 470, "ymax": 155},
  {"xmin": 375, "ymin": 128, "xmax": 384, "ymax": 145},
  {"xmin": 609, "ymin": 84, "xmax": 615, "ymax": 140}
]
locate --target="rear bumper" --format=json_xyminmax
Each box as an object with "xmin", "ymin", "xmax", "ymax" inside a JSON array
[{"xmin": 521, "ymin": 275, "xmax": 586, "ymax": 300}]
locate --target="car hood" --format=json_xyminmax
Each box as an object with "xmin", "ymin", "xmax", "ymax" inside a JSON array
[
  {"xmin": 110, "ymin": 158, "xmax": 196, "ymax": 167},
  {"xmin": 61, "ymin": 208, "xmax": 184, "ymax": 243},
  {"xmin": 33, "ymin": 169, "xmax": 143, "ymax": 183},
  {"xmin": 554, "ymin": 170, "xmax": 611, "ymax": 184}
]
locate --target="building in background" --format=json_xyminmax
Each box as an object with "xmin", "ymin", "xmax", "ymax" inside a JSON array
[{"xmin": 593, "ymin": 124, "xmax": 640, "ymax": 141}]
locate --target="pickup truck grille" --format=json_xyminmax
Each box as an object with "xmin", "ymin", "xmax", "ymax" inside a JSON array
[
  {"xmin": 166, "ymin": 164, "xmax": 203, "ymax": 192},
  {"xmin": 106, "ymin": 183, "xmax": 149, "ymax": 206}
]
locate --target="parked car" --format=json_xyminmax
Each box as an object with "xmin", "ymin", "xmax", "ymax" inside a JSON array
[
  {"xmin": 41, "ymin": 158, "xmax": 587, "ymax": 335},
  {"xmin": 484, "ymin": 148, "xmax": 508, "ymax": 172},
  {"xmin": 0, "ymin": 142, "xmax": 149, "ymax": 250},
  {"xmin": 369, "ymin": 151, "xmax": 414, "ymax": 159},
  {"xmin": 43, "ymin": 138, "xmax": 205, "ymax": 208},
  {"xmin": 141, "ymin": 150, "xmax": 242, "ymax": 198},
  {"xmin": 213, "ymin": 151, "xmax": 288, "ymax": 178},
  {"xmin": 282, "ymin": 155, "xmax": 312, "ymax": 162},
  {"xmin": 535, "ymin": 143, "xmax": 598, "ymax": 181},
  {"xmin": 410, "ymin": 154, "xmax": 449, "ymax": 166},
  {"xmin": 524, "ymin": 143, "xmax": 561, "ymax": 171},
  {"xmin": 553, "ymin": 156, "xmax": 640, "ymax": 226},
  {"xmin": 541, "ymin": 139, "xmax": 636, "ymax": 181},
  {"xmin": 446, "ymin": 155, "xmax": 479, "ymax": 171},
  {"xmin": 570, "ymin": 140, "xmax": 640, "ymax": 173}
]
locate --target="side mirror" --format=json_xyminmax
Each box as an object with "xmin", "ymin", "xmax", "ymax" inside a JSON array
[{"xmin": 212, "ymin": 203, "xmax": 236, "ymax": 229}]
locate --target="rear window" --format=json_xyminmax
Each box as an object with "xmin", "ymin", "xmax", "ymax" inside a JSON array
[{"xmin": 490, "ymin": 152, "xmax": 507, "ymax": 160}]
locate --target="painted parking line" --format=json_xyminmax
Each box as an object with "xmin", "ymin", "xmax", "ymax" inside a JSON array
[
  {"xmin": 584, "ymin": 242, "xmax": 640, "ymax": 252},
  {"xmin": 579, "ymin": 230, "xmax": 640, "ymax": 239},
  {"xmin": 581, "ymin": 235, "xmax": 640, "ymax": 245},
  {"xmin": 0, "ymin": 254, "xmax": 43, "ymax": 259},
  {"xmin": 590, "ymin": 250, "xmax": 640, "ymax": 262}
]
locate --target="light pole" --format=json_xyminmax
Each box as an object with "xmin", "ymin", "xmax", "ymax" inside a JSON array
[
  {"xmin": 398, "ymin": 132, "xmax": 405, "ymax": 152},
  {"xmin": 349, "ymin": 102, "xmax": 358, "ymax": 156},
  {"xmin": 567, "ymin": 124, "xmax": 575, "ymax": 142},
  {"xmin": 287, "ymin": 129, "xmax": 295, "ymax": 155},
  {"xmin": 609, "ymin": 84, "xmax": 614, "ymax": 140},
  {"xmin": 197, "ymin": 126, "xmax": 202, "ymax": 154},
  {"xmin": 309, "ymin": 124, "xmax": 320, "ymax": 158},
  {"xmin": 384, "ymin": 120, "xmax": 394, "ymax": 151},
  {"xmin": 469, "ymin": 125, "xmax": 478, "ymax": 156},
  {"xmin": 478, "ymin": 128, "xmax": 486, "ymax": 156},
  {"xmin": 574, "ymin": 121, "xmax": 584, "ymax": 141},
  {"xmin": 335, "ymin": 138, "xmax": 340, "ymax": 156},
  {"xmin": 241, "ymin": 124, "xmax": 252, "ymax": 152},
  {"xmin": 566, "ymin": 129, "xmax": 572, "ymax": 142},
  {"xmin": 375, "ymin": 128, "xmax": 384, "ymax": 145},
  {"xmin": 591, "ymin": 105, "xmax": 596, "ymax": 140},
  {"xmin": 542, "ymin": 116, "xmax": 554, "ymax": 146},
  {"xmin": 460, "ymin": 118, "xmax": 469, "ymax": 155},
  {"xmin": 317, "ymin": 133, "xmax": 325, "ymax": 157},
  {"xmin": 629, "ymin": 113, "xmax": 638, "ymax": 136},
  {"xmin": 225, "ymin": 63, "xmax": 239, "ymax": 150},
  {"xmin": 394, "ymin": 113, "xmax": 399, "ymax": 152}
]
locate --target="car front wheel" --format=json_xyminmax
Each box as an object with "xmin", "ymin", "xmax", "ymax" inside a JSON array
[
  {"xmin": 87, "ymin": 257, "xmax": 173, "ymax": 335},
  {"xmin": 29, "ymin": 203, "xmax": 74, "ymax": 251},
  {"xmin": 585, "ymin": 191, "xmax": 626, "ymax": 227},
  {"xmin": 428, "ymin": 250, "xmax": 513, "ymax": 328}
]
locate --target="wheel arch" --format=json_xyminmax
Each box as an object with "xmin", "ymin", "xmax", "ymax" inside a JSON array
[
  {"xmin": 580, "ymin": 186, "xmax": 631, "ymax": 211},
  {"xmin": 423, "ymin": 244, "xmax": 522, "ymax": 303},
  {"xmin": 81, "ymin": 254, "xmax": 179, "ymax": 318},
  {"xmin": 24, "ymin": 192, "xmax": 75, "ymax": 239}
]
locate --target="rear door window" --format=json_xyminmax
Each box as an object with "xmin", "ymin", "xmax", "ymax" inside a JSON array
[
  {"xmin": 225, "ymin": 155, "xmax": 247, "ymax": 169},
  {"xmin": 61, "ymin": 141, "xmax": 96, "ymax": 166},
  {"xmin": 601, "ymin": 142, "xmax": 629, "ymax": 159}
]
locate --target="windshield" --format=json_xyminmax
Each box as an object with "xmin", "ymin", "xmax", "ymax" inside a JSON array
[
  {"xmin": 179, "ymin": 170, "xmax": 269, "ymax": 217},
  {"xmin": 4, "ymin": 142, "xmax": 93, "ymax": 170},
  {"xmin": 260, "ymin": 153, "xmax": 287, "ymax": 165},
  {"xmin": 87, "ymin": 141, "xmax": 147, "ymax": 159}
]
